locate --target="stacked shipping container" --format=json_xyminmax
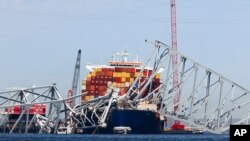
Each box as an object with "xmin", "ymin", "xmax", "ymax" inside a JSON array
[{"xmin": 81, "ymin": 67, "xmax": 160, "ymax": 102}]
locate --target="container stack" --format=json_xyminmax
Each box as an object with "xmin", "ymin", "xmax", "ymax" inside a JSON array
[{"xmin": 82, "ymin": 67, "xmax": 160, "ymax": 102}]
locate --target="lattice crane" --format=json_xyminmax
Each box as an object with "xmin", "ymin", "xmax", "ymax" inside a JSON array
[
  {"xmin": 170, "ymin": 0, "xmax": 184, "ymax": 130},
  {"xmin": 67, "ymin": 49, "xmax": 81, "ymax": 108}
]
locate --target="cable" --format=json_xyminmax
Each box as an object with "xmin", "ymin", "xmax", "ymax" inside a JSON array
[{"xmin": 1, "ymin": 9, "xmax": 250, "ymax": 24}]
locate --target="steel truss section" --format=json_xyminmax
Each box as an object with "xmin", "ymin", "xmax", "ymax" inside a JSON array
[
  {"xmin": 66, "ymin": 85, "xmax": 119, "ymax": 133},
  {"xmin": 0, "ymin": 84, "xmax": 65, "ymax": 134},
  {"xmin": 129, "ymin": 40, "xmax": 250, "ymax": 134}
]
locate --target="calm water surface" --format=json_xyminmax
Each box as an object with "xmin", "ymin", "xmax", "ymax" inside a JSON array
[{"xmin": 0, "ymin": 134, "xmax": 229, "ymax": 141}]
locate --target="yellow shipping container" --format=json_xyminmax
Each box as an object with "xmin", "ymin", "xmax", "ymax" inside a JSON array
[
  {"xmin": 120, "ymin": 83, "xmax": 125, "ymax": 88},
  {"xmin": 117, "ymin": 73, "xmax": 122, "ymax": 77},
  {"xmin": 156, "ymin": 73, "xmax": 160, "ymax": 79},
  {"xmin": 87, "ymin": 73, "xmax": 91, "ymax": 78},
  {"xmin": 130, "ymin": 78, "xmax": 134, "ymax": 83},
  {"xmin": 116, "ymin": 83, "xmax": 121, "ymax": 87},
  {"xmin": 121, "ymin": 72, "xmax": 127, "ymax": 77},
  {"xmin": 113, "ymin": 72, "xmax": 117, "ymax": 77},
  {"xmin": 97, "ymin": 68, "xmax": 102, "ymax": 71},
  {"xmin": 89, "ymin": 95, "xmax": 94, "ymax": 100},
  {"xmin": 113, "ymin": 82, "xmax": 117, "ymax": 87},
  {"xmin": 124, "ymin": 72, "xmax": 130, "ymax": 78},
  {"xmin": 135, "ymin": 72, "xmax": 139, "ymax": 77},
  {"xmin": 92, "ymin": 71, "xmax": 96, "ymax": 77},
  {"xmin": 113, "ymin": 72, "xmax": 122, "ymax": 77}
]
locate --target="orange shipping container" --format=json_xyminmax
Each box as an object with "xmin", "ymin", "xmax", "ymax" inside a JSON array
[
  {"xmin": 121, "ymin": 77, "xmax": 126, "ymax": 82},
  {"xmin": 90, "ymin": 85, "xmax": 95, "ymax": 91}
]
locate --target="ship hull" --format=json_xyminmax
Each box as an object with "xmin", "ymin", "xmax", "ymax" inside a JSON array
[{"xmin": 79, "ymin": 109, "xmax": 163, "ymax": 134}]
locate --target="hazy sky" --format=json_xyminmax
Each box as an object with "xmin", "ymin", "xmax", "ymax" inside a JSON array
[{"xmin": 0, "ymin": 0, "xmax": 250, "ymax": 97}]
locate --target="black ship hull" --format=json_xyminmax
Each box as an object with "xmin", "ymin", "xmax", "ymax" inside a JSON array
[{"xmin": 80, "ymin": 109, "xmax": 163, "ymax": 134}]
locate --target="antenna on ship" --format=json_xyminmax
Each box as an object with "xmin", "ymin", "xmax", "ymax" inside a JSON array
[
  {"xmin": 116, "ymin": 52, "xmax": 120, "ymax": 62},
  {"xmin": 112, "ymin": 53, "xmax": 115, "ymax": 62},
  {"xmin": 122, "ymin": 50, "xmax": 130, "ymax": 62},
  {"xmin": 136, "ymin": 53, "xmax": 139, "ymax": 62}
]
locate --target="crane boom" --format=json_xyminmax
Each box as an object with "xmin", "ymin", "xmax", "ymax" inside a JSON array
[
  {"xmin": 171, "ymin": 0, "xmax": 179, "ymax": 113},
  {"xmin": 170, "ymin": 0, "xmax": 184, "ymax": 129},
  {"xmin": 70, "ymin": 49, "xmax": 81, "ymax": 108}
]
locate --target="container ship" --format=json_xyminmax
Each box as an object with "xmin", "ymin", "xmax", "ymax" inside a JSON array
[
  {"xmin": 81, "ymin": 50, "xmax": 160, "ymax": 101},
  {"xmin": 79, "ymin": 51, "xmax": 164, "ymax": 134}
]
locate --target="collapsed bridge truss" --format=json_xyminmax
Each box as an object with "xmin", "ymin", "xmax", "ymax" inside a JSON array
[
  {"xmin": 0, "ymin": 41, "xmax": 249, "ymax": 134},
  {"xmin": 127, "ymin": 40, "xmax": 250, "ymax": 134}
]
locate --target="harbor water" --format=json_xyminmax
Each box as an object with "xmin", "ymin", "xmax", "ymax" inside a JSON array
[{"xmin": 0, "ymin": 134, "xmax": 229, "ymax": 141}]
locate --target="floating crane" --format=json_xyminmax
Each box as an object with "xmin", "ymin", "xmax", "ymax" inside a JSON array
[{"xmin": 67, "ymin": 50, "xmax": 81, "ymax": 108}]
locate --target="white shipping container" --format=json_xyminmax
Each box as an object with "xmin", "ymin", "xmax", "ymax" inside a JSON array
[
  {"xmin": 125, "ymin": 82, "xmax": 130, "ymax": 87},
  {"xmin": 82, "ymin": 85, "xmax": 86, "ymax": 90}
]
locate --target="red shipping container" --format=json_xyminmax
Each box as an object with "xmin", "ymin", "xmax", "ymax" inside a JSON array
[
  {"xmin": 148, "ymin": 70, "xmax": 153, "ymax": 74},
  {"xmin": 86, "ymin": 80, "xmax": 91, "ymax": 85},
  {"xmin": 38, "ymin": 109, "xmax": 44, "ymax": 115},
  {"xmin": 129, "ymin": 72, "xmax": 133, "ymax": 77},
  {"xmin": 119, "ymin": 91, "xmax": 125, "ymax": 96},
  {"xmin": 143, "ymin": 71, "xmax": 148, "ymax": 77},
  {"xmin": 96, "ymin": 72, "xmax": 100, "ymax": 76},
  {"xmin": 109, "ymin": 71, "xmax": 113, "ymax": 77},
  {"xmin": 115, "ymin": 77, "xmax": 122, "ymax": 83},
  {"xmin": 130, "ymin": 68, "xmax": 135, "ymax": 73},
  {"xmin": 99, "ymin": 90, "xmax": 104, "ymax": 96},
  {"xmin": 154, "ymin": 78, "xmax": 160, "ymax": 83}
]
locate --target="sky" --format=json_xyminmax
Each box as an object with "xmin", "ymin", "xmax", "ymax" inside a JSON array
[{"xmin": 0, "ymin": 0, "xmax": 250, "ymax": 98}]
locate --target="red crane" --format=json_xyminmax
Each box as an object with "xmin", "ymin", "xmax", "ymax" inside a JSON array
[
  {"xmin": 170, "ymin": 0, "xmax": 184, "ymax": 130},
  {"xmin": 171, "ymin": 0, "xmax": 179, "ymax": 114}
]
